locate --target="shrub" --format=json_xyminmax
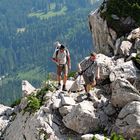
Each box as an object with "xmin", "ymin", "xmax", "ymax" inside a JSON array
[
  {"xmin": 68, "ymin": 71, "xmax": 77, "ymax": 78},
  {"xmin": 24, "ymin": 95, "xmax": 40, "ymax": 113},
  {"xmin": 36, "ymin": 86, "xmax": 49, "ymax": 105},
  {"xmin": 110, "ymin": 132, "xmax": 137, "ymax": 140}
]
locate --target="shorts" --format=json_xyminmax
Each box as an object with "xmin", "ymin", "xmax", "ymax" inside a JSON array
[
  {"xmin": 83, "ymin": 73, "xmax": 95, "ymax": 85},
  {"xmin": 57, "ymin": 64, "xmax": 68, "ymax": 76}
]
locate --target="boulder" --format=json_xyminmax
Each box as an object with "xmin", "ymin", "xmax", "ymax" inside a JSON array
[
  {"xmin": 63, "ymin": 101, "xmax": 99, "ymax": 134},
  {"xmin": 113, "ymin": 101, "xmax": 140, "ymax": 139},
  {"xmin": 111, "ymin": 78, "xmax": 140, "ymax": 107}
]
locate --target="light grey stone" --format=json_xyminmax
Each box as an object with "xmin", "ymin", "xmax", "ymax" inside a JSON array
[
  {"xmin": 59, "ymin": 106, "xmax": 73, "ymax": 116},
  {"xmin": 63, "ymin": 101, "xmax": 99, "ymax": 134},
  {"xmin": 113, "ymin": 101, "xmax": 140, "ymax": 139},
  {"xmin": 111, "ymin": 78, "xmax": 140, "ymax": 107}
]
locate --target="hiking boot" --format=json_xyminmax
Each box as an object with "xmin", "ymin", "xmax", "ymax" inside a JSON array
[
  {"xmin": 87, "ymin": 93, "xmax": 91, "ymax": 98},
  {"xmin": 62, "ymin": 85, "xmax": 67, "ymax": 91},
  {"xmin": 57, "ymin": 83, "xmax": 61, "ymax": 90},
  {"xmin": 86, "ymin": 93, "xmax": 92, "ymax": 101}
]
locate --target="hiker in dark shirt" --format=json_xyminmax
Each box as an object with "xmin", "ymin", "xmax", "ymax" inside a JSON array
[{"xmin": 78, "ymin": 52, "xmax": 100, "ymax": 94}]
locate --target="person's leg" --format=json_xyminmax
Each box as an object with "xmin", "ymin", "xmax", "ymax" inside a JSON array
[
  {"xmin": 62, "ymin": 64, "xmax": 68, "ymax": 91},
  {"xmin": 91, "ymin": 79, "xmax": 96, "ymax": 87},
  {"xmin": 83, "ymin": 74, "xmax": 90, "ymax": 93},
  {"xmin": 86, "ymin": 84, "xmax": 91, "ymax": 93},
  {"xmin": 84, "ymin": 74, "xmax": 96, "ymax": 93},
  {"xmin": 57, "ymin": 66, "xmax": 62, "ymax": 87}
]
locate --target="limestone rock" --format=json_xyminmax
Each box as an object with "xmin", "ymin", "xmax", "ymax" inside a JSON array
[
  {"xmin": 0, "ymin": 104, "xmax": 13, "ymax": 137},
  {"xmin": 113, "ymin": 101, "xmax": 140, "ymax": 139},
  {"xmin": 111, "ymin": 78, "xmax": 140, "ymax": 107},
  {"xmin": 63, "ymin": 101, "xmax": 99, "ymax": 134}
]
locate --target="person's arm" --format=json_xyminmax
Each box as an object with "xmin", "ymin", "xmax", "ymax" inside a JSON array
[
  {"xmin": 52, "ymin": 50, "xmax": 59, "ymax": 65},
  {"xmin": 66, "ymin": 49, "xmax": 71, "ymax": 70},
  {"xmin": 67, "ymin": 55, "xmax": 71, "ymax": 70},
  {"xmin": 78, "ymin": 63, "xmax": 82, "ymax": 72},
  {"xmin": 96, "ymin": 66, "xmax": 100, "ymax": 79},
  {"xmin": 78, "ymin": 57, "xmax": 88, "ymax": 73},
  {"xmin": 125, "ymin": 53, "xmax": 136, "ymax": 62}
]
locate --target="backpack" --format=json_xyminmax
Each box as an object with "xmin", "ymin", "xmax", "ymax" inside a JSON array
[{"xmin": 132, "ymin": 53, "xmax": 140, "ymax": 70}]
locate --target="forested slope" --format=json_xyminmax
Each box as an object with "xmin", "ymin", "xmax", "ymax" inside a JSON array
[{"xmin": 0, "ymin": 0, "xmax": 102, "ymax": 105}]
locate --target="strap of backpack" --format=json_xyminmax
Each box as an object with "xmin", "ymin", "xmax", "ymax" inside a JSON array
[{"xmin": 81, "ymin": 61, "xmax": 95, "ymax": 74}]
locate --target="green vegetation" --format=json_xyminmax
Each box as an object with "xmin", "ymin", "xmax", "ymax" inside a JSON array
[
  {"xmin": 24, "ymin": 81, "xmax": 56, "ymax": 113},
  {"xmin": 110, "ymin": 132, "xmax": 137, "ymax": 140},
  {"xmin": 68, "ymin": 71, "xmax": 77, "ymax": 78},
  {"xmin": 16, "ymin": 67, "xmax": 46, "ymax": 81},
  {"xmin": 0, "ymin": 0, "xmax": 102, "ymax": 105},
  {"xmin": 92, "ymin": 132, "xmax": 137, "ymax": 140},
  {"xmin": 101, "ymin": 0, "xmax": 140, "ymax": 36},
  {"xmin": 28, "ymin": 6, "xmax": 67, "ymax": 20},
  {"xmin": 25, "ymin": 95, "xmax": 41, "ymax": 113},
  {"xmin": 39, "ymin": 129, "xmax": 49, "ymax": 140}
]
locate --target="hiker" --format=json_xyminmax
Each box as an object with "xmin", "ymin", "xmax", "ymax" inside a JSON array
[
  {"xmin": 52, "ymin": 44, "xmax": 71, "ymax": 91},
  {"xmin": 78, "ymin": 52, "xmax": 100, "ymax": 95}
]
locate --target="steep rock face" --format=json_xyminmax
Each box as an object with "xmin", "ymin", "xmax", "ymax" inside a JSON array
[
  {"xmin": 89, "ymin": 9, "xmax": 117, "ymax": 56},
  {"xmin": 89, "ymin": 1, "xmax": 140, "ymax": 57}
]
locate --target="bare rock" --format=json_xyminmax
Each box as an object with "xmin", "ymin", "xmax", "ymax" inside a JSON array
[
  {"xmin": 63, "ymin": 101, "xmax": 99, "ymax": 134},
  {"xmin": 111, "ymin": 78, "xmax": 140, "ymax": 107},
  {"xmin": 113, "ymin": 101, "xmax": 140, "ymax": 139}
]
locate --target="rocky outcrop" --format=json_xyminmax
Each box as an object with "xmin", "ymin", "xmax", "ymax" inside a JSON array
[
  {"xmin": 113, "ymin": 101, "xmax": 140, "ymax": 139},
  {"xmin": 111, "ymin": 78, "xmax": 140, "ymax": 108},
  {"xmin": 63, "ymin": 101, "xmax": 99, "ymax": 134},
  {"xmin": 88, "ymin": 1, "xmax": 140, "ymax": 139},
  {"xmin": 22, "ymin": 80, "xmax": 36, "ymax": 97},
  {"xmin": 1, "ymin": 1, "xmax": 140, "ymax": 140},
  {"xmin": 89, "ymin": 9, "xmax": 116, "ymax": 56},
  {"xmin": 1, "ymin": 52, "xmax": 140, "ymax": 140},
  {"xmin": 89, "ymin": 2, "xmax": 140, "ymax": 57},
  {"xmin": 2, "ymin": 49, "xmax": 140, "ymax": 139},
  {"xmin": 0, "ymin": 104, "xmax": 13, "ymax": 137}
]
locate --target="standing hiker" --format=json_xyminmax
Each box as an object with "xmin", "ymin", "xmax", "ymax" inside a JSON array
[
  {"xmin": 78, "ymin": 52, "xmax": 100, "ymax": 95},
  {"xmin": 52, "ymin": 44, "xmax": 71, "ymax": 91}
]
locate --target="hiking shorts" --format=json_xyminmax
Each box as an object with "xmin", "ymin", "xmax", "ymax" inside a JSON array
[
  {"xmin": 57, "ymin": 64, "xmax": 68, "ymax": 76},
  {"xmin": 83, "ymin": 73, "xmax": 95, "ymax": 85}
]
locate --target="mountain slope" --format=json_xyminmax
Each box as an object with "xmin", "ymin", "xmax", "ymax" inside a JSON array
[{"xmin": 0, "ymin": 0, "xmax": 103, "ymax": 105}]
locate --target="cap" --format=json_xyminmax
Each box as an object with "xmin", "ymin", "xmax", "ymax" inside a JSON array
[{"xmin": 54, "ymin": 41, "xmax": 61, "ymax": 48}]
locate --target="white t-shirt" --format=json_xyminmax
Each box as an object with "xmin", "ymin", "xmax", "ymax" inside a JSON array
[{"xmin": 53, "ymin": 49, "xmax": 70, "ymax": 65}]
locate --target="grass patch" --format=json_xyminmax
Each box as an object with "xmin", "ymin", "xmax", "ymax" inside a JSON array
[
  {"xmin": 28, "ymin": 6, "xmax": 67, "ymax": 20},
  {"xmin": 17, "ymin": 67, "xmax": 46, "ymax": 81}
]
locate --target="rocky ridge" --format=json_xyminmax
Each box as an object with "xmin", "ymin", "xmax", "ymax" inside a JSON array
[{"xmin": 1, "ymin": 1, "xmax": 140, "ymax": 140}]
